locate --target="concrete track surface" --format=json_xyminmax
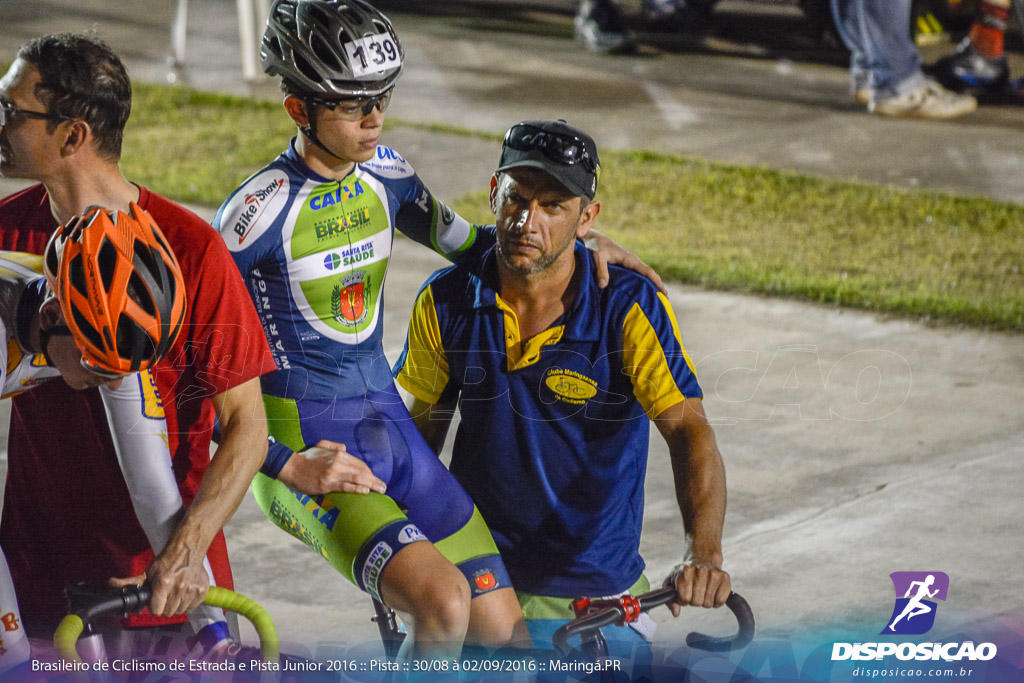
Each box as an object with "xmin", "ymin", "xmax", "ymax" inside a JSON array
[{"xmin": 1, "ymin": 0, "xmax": 1022, "ymax": 654}]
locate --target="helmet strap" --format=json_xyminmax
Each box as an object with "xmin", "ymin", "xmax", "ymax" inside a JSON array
[{"xmin": 301, "ymin": 98, "xmax": 348, "ymax": 162}]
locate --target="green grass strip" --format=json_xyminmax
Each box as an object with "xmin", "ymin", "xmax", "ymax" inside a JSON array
[
  {"xmin": 111, "ymin": 83, "xmax": 1019, "ymax": 331},
  {"xmin": 452, "ymin": 151, "xmax": 1024, "ymax": 331}
]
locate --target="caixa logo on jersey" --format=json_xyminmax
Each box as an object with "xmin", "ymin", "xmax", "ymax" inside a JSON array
[{"xmin": 832, "ymin": 572, "xmax": 997, "ymax": 663}]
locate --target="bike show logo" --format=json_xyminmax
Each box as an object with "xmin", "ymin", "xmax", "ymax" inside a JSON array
[
  {"xmin": 883, "ymin": 571, "xmax": 948, "ymax": 636},
  {"xmin": 331, "ymin": 270, "xmax": 370, "ymax": 327},
  {"xmin": 231, "ymin": 172, "xmax": 288, "ymax": 249},
  {"xmin": 832, "ymin": 571, "xmax": 997, "ymax": 663}
]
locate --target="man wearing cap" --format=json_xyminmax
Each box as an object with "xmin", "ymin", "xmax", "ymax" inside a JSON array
[{"xmin": 394, "ymin": 119, "xmax": 730, "ymax": 654}]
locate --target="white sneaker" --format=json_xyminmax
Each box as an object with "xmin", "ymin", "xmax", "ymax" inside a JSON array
[{"xmin": 870, "ymin": 81, "xmax": 977, "ymax": 119}]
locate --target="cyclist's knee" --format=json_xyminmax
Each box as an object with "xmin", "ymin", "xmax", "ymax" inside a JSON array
[
  {"xmin": 380, "ymin": 542, "xmax": 471, "ymax": 641},
  {"xmin": 414, "ymin": 575, "xmax": 471, "ymax": 640},
  {"xmin": 467, "ymin": 588, "xmax": 529, "ymax": 648}
]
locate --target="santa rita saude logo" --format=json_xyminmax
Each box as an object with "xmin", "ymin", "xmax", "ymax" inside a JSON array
[{"xmin": 831, "ymin": 571, "xmax": 997, "ymax": 662}]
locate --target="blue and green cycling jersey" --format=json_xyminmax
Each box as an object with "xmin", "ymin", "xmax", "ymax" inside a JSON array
[
  {"xmin": 212, "ymin": 139, "xmax": 487, "ymax": 399},
  {"xmin": 212, "ymin": 141, "xmax": 512, "ymax": 599}
]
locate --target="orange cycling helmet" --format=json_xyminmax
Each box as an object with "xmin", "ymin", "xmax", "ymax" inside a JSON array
[{"xmin": 43, "ymin": 203, "xmax": 187, "ymax": 376}]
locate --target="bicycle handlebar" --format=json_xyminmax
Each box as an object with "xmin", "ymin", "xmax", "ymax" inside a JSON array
[
  {"xmin": 54, "ymin": 583, "xmax": 279, "ymax": 664},
  {"xmin": 552, "ymin": 588, "xmax": 754, "ymax": 655}
]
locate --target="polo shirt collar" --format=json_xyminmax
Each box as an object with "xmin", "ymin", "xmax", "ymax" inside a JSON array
[{"xmin": 467, "ymin": 241, "xmax": 601, "ymax": 342}]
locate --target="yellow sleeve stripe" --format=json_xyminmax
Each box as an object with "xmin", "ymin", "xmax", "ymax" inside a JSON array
[
  {"xmin": 622, "ymin": 301, "xmax": 687, "ymax": 419},
  {"xmin": 395, "ymin": 284, "xmax": 450, "ymax": 405},
  {"xmin": 657, "ymin": 291, "xmax": 699, "ymax": 377},
  {"xmin": 0, "ymin": 252, "xmax": 44, "ymax": 279}
]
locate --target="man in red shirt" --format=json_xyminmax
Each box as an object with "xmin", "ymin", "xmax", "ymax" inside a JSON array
[{"xmin": 0, "ymin": 33, "xmax": 275, "ymax": 645}]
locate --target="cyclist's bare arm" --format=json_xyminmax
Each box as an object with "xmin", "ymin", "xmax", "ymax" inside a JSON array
[
  {"xmin": 654, "ymin": 397, "xmax": 731, "ymax": 612},
  {"xmin": 129, "ymin": 377, "xmax": 268, "ymax": 616},
  {"xmin": 406, "ymin": 396, "xmax": 457, "ymax": 455}
]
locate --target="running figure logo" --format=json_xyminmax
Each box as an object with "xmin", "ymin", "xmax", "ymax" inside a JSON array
[{"xmin": 882, "ymin": 571, "xmax": 949, "ymax": 635}]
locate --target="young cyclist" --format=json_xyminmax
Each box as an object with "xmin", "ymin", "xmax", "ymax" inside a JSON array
[
  {"xmin": 215, "ymin": 0, "xmax": 525, "ymax": 656},
  {"xmin": 0, "ymin": 204, "xmax": 187, "ymax": 673},
  {"xmin": 214, "ymin": 0, "xmax": 660, "ymax": 656}
]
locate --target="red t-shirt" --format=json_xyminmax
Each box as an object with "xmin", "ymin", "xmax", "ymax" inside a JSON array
[{"xmin": 0, "ymin": 184, "xmax": 275, "ymax": 633}]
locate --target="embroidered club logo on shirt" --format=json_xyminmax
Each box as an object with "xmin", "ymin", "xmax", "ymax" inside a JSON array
[{"xmin": 544, "ymin": 368, "xmax": 598, "ymax": 405}]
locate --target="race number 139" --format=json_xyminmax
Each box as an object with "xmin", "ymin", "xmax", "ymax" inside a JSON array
[{"xmin": 345, "ymin": 33, "xmax": 401, "ymax": 78}]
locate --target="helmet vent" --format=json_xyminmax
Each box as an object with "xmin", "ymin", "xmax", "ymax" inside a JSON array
[
  {"xmin": 294, "ymin": 53, "xmax": 323, "ymax": 84},
  {"xmin": 265, "ymin": 36, "xmax": 283, "ymax": 59},
  {"xmin": 71, "ymin": 306, "xmax": 105, "ymax": 352},
  {"xmin": 310, "ymin": 33, "xmax": 341, "ymax": 70},
  {"xmin": 116, "ymin": 314, "xmax": 155, "ymax": 370},
  {"xmin": 274, "ymin": 1, "xmax": 298, "ymax": 30},
  {"xmin": 97, "ymin": 238, "xmax": 118, "ymax": 293},
  {"xmin": 127, "ymin": 270, "xmax": 157, "ymax": 318},
  {"xmin": 69, "ymin": 255, "xmax": 88, "ymax": 298},
  {"xmin": 133, "ymin": 240, "xmax": 159, "ymax": 284}
]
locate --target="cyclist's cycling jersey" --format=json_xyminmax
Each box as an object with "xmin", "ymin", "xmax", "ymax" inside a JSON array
[
  {"xmin": 214, "ymin": 141, "xmax": 508, "ymax": 600},
  {"xmin": 0, "ymin": 253, "xmax": 227, "ymax": 661},
  {"xmin": 213, "ymin": 140, "xmax": 482, "ymax": 400}
]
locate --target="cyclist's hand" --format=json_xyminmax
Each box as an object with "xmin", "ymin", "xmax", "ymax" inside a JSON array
[
  {"xmin": 146, "ymin": 553, "xmax": 209, "ymax": 616},
  {"xmin": 664, "ymin": 563, "xmax": 731, "ymax": 614},
  {"xmin": 277, "ymin": 439, "xmax": 386, "ymax": 496},
  {"xmin": 583, "ymin": 231, "xmax": 667, "ymax": 293}
]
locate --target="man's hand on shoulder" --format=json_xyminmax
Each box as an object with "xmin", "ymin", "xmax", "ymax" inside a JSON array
[
  {"xmin": 583, "ymin": 230, "xmax": 666, "ymax": 293},
  {"xmin": 664, "ymin": 560, "xmax": 732, "ymax": 615},
  {"xmin": 277, "ymin": 439, "xmax": 387, "ymax": 496}
]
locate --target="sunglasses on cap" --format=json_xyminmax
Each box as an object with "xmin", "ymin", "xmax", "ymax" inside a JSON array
[
  {"xmin": 309, "ymin": 88, "xmax": 394, "ymax": 122},
  {"xmin": 503, "ymin": 123, "xmax": 597, "ymax": 174}
]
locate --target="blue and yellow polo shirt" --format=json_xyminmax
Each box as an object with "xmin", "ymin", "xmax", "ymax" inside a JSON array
[{"xmin": 394, "ymin": 241, "xmax": 702, "ymax": 598}]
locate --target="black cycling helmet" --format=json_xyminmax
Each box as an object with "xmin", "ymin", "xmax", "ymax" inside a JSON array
[{"xmin": 262, "ymin": 0, "xmax": 404, "ymax": 99}]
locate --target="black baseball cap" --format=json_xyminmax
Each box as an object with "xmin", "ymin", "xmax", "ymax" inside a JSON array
[{"xmin": 496, "ymin": 120, "xmax": 601, "ymax": 200}]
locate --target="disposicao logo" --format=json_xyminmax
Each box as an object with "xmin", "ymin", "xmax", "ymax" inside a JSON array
[
  {"xmin": 883, "ymin": 571, "xmax": 948, "ymax": 636},
  {"xmin": 831, "ymin": 571, "xmax": 997, "ymax": 663}
]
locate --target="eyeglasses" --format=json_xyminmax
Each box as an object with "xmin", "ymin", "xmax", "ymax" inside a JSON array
[
  {"xmin": 0, "ymin": 101, "xmax": 68, "ymax": 127},
  {"xmin": 503, "ymin": 124, "xmax": 597, "ymax": 173},
  {"xmin": 311, "ymin": 88, "xmax": 393, "ymax": 122}
]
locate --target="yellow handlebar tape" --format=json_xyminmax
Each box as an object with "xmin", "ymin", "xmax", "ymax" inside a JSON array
[{"xmin": 53, "ymin": 587, "xmax": 279, "ymax": 664}]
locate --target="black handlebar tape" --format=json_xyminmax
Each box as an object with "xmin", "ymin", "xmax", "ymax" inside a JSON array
[
  {"xmin": 64, "ymin": 582, "xmax": 153, "ymax": 623},
  {"xmin": 685, "ymin": 592, "xmax": 756, "ymax": 652}
]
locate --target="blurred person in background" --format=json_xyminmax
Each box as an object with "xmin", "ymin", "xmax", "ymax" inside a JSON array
[
  {"xmin": 933, "ymin": 0, "xmax": 1019, "ymax": 96},
  {"xmin": 574, "ymin": 0, "xmax": 702, "ymax": 52},
  {"xmin": 831, "ymin": 0, "xmax": 977, "ymax": 117}
]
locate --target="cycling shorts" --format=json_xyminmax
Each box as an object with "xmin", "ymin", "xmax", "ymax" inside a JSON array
[{"xmin": 252, "ymin": 383, "xmax": 510, "ymax": 602}]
